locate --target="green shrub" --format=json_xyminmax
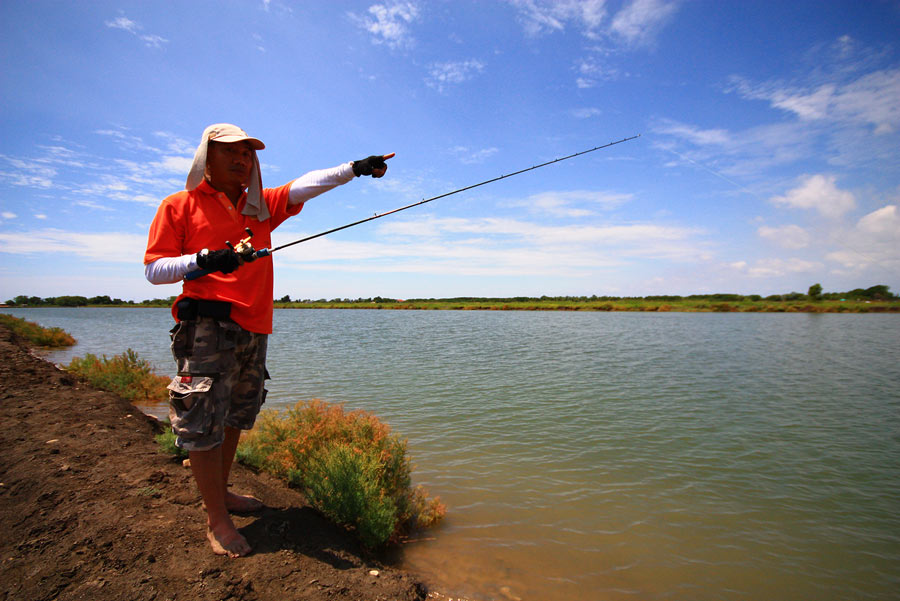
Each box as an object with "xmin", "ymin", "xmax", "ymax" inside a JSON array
[
  {"xmin": 154, "ymin": 428, "xmax": 187, "ymax": 458},
  {"xmin": 66, "ymin": 348, "xmax": 169, "ymax": 405},
  {"xmin": 0, "ymin": 313, "xmax": 76, "ymax": 347},
  {"xmin": 304, "ymin": 443, "xmax": 398, "ymax": 548},
  {"xmin": 238, "ymin": 399, "xmax": 445, "ymax": 547}
]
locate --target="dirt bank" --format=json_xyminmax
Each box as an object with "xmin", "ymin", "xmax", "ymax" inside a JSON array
[{"xmin": 0, "ymin": 324, "xmax": 428, "ymax": 601}]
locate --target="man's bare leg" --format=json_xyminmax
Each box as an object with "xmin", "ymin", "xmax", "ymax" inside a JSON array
[
  {"xmin": 189, "ymin": 444, "xmax": 251, "ymax": 557},
  {"xmin": 220, "ymin": 426, "xmax": 264, "ymax": 513}
]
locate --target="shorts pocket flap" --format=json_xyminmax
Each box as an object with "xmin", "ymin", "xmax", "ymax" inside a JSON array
[{"xmin": 167, "ymin": 375, "xmax": 214, "ymax": 396}]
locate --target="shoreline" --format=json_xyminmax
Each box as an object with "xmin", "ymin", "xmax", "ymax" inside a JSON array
[
  {"xmin": 4, "ymin": 299, "xmax": 899, "ymax": 313},
  {"xmin": 0, "ymin": 323, "xmax": 431, "ymax": 601}
]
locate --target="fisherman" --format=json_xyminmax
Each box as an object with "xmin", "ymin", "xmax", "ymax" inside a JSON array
[{"xmin": 144, "ymin": 123, "xmax": 393, "ymax": 557}]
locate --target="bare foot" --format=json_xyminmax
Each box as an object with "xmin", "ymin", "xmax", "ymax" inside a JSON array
[
  {"xmin": 206, "ymin": 522, "xmax": 251, "ymax": 558},
  {"xmin": 225, "ymin": 491, "xmax": 265, "ymax": 513}
]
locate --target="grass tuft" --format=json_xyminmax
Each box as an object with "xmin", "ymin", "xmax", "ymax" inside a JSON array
[
  {"xmin": 65, "ymin": 349, "xmax": 169, "ymax": 405},
  {"xmin": 238, "ymin": 399, "xmax": 445, "ymax": 547}
]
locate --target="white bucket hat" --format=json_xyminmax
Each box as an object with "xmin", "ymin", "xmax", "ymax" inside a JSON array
[{"xmin": 185, "ymin": 123, "xmax": 270, "ymax": 220}]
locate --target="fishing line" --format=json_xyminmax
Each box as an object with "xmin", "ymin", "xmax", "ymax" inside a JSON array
[{"xmin": 185, "ymin": 134, "xmax": 641, "ymax": 280}]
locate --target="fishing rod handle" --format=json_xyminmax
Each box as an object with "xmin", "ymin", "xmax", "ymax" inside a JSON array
[
  {"xmin": 182, "ymin": 248, "xmax": 271, "ymax": 281},
  {"xmin": 184, "ymin": 267, "xmax": 212, "ymax": 281}
]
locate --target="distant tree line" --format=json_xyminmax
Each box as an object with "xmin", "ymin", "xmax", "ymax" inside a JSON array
[
  {"xmin": 4, "ymin": 295, "xmax": 176, "ymax": 307},
  {"xmin": 5, "ymin": 285, "xmax": 895, "ymax": 307}
]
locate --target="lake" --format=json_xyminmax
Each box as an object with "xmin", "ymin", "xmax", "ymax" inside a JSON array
[{"xmin": 5, "ymin": 307, "xmax": 899, "ymax": 600}]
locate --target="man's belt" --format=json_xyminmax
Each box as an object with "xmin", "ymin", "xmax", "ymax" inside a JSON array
[{"xmin": 176, "ymin": 298, "xmax": 232, "ymax": 321}]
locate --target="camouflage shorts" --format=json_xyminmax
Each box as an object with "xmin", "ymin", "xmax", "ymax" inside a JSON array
[{"xmin": 166, "ymin": 317, "xmax": 268, "ymax": 452}]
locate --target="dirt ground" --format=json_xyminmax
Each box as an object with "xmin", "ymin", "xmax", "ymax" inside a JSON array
[{"xmin": 0, "ymin": 324, "xmax": 430, "ymax": 601}]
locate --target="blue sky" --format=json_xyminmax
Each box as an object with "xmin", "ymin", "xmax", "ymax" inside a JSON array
[{"xmin": 1, "ymin": 0, "xmax": 898, "ymax": 301}]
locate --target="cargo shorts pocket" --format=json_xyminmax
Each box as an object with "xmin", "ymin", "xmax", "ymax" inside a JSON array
[
  {"xmin": 167, "ymin": 376, "xmax": 214, "ymax": 437},
  {"xmin": 216, "ymin": 320, "xmax": 241, "ymax": 352},
  {"xmin": 169, "ymin": 321, "xmax": 196, "ymax": 359}
]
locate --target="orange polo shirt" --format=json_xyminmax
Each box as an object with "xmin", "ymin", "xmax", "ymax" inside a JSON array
[{"xmin": 144, "ymin": 180, "xmax": 300, "ymax": 334}]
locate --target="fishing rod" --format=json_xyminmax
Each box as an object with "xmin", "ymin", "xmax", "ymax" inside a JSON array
[{"xmin": 185, "ymin": 134, "xmax": 640, "ymax": 280}]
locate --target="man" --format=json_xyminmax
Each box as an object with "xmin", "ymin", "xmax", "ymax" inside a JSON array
[{"xmin": 144, "ymin": 123, "xmax": 393, "ymax": 557}]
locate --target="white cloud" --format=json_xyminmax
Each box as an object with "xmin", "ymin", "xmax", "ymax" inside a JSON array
[
  {"xmin": 610, "ymin": 0, "xmax": 679, "ymax": 47},
  {"xmin": 105, "ymin": 15, "xmax": 168, "ymax": 48},
  {"xmin": 426, "ymin": 60, "xmax": 485, "ymax": 92},
  {"xmin": 355, "ymin": 1, "xmax": 420, "ymax": 49},
  {"xmin": 105, "ymin": 16, "xmax": 138, "ymax": 34},
  {"xmin": 730, "ymin": 257, "xmax": 822, "ymax": 278},
  {"xmin": 827, "ymin": 204, "xmax": 900, "ymax": 271},
  {"xmin": 770, "ymin": 174, "xmax": 855, "ymax": 218},
  {"xmin": 2, "ymin": 212, "xmax": 17, "ymax": 219},
  {"xmin": 857, "ymin": 204, "xmax": 899, "ymax": 236},
  {"xmin": 757, "ymin": 224, "xmax": 810, "ymax": 249}
]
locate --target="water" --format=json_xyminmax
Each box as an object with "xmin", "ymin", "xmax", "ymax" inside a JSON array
[{"xmin": 5, "ymin": 307, "xmax": 900, "ymax": 600}]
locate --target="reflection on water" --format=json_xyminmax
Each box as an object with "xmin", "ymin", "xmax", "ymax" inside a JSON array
[{"xmin": 6, "ymin": 307, "xmax": 900, "ymax": 600}]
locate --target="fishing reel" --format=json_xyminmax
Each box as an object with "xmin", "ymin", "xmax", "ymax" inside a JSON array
[{"xmin": 226, "ymin": 227, "xmax": 259, "ymax": 263}]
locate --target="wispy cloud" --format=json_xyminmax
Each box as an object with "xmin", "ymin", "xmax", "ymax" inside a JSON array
[
  {"xmin": 653, "ymin": 120, "xmax": 731, "ymax": 146},
  {"xmin": 450, "ymin": 146, "xmax": 499, "ymax": 165},
  {"xmin": 1, "ymin": 130, "xmax": 191, "ymax": 210},
  {"xmin": 610, "ymin": 0, "xmax": 679, "ymax": 47},
  {"xmin": 0, "ymin": 229, "xmax": 147, "ymax": 263},
  {"xmin": 353, "ymin": 1, "xmax": 421, "ymax": 49},
  {"xmin": 655, "ymin": 35, "xmax": 900, "ymax": 187},
  {"xmin": 508, "ymin": 0, "xmax": 679, "ymax": 46},
  {"xmin": 730, "ymin": 68, "xmax": 900, "ymax": 135},
  {"xmin": 574, "ymin": 56, "xmax": 622, "ymax": 88},
  {"xmin": 274, "ymin": 213, "xmax": 708, "ymax": 279},
  {"xmin": 509, "ymin": 190, "xmax": 633, "ymax": 217},
  {"xmin": 105, "ymin": 15, "xmax": 168, "ymax": 48},
  {"xmin": 507, "ymin": 0, "xmax": 679, "ymax": 89},
  {"xmin": 507, "ymin": 0, "xmax": 607, "ymax": 39},
  {"xmin": 571, "ymin": 107, "xmax": 603, "ymax": 119},
  {"xmin": 426, "ymin": 60, "xmax": 485, "ymax": 93}
]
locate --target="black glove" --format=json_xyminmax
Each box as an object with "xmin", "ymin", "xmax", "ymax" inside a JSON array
[
  {"xmin": 197, "ymin": 248, "xmax": 242, "ymax": 274},
  {"xmin": 352, "ymin": 155, "xmax": 388, "ymax": 177}
]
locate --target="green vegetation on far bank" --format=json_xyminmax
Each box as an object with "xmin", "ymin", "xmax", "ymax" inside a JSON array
[
  {"xmin": 5, "ymin": 284, "xmax": 898, "ymax": 313},
  {"xmin": 273, "ymin": 284, "xmax": 898, "ymax": 313}
]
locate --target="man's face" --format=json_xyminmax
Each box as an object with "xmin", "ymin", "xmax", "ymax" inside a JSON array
[{"xmin": 205, "ymin": 140, "xmax": 254, "ymax": 192}]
